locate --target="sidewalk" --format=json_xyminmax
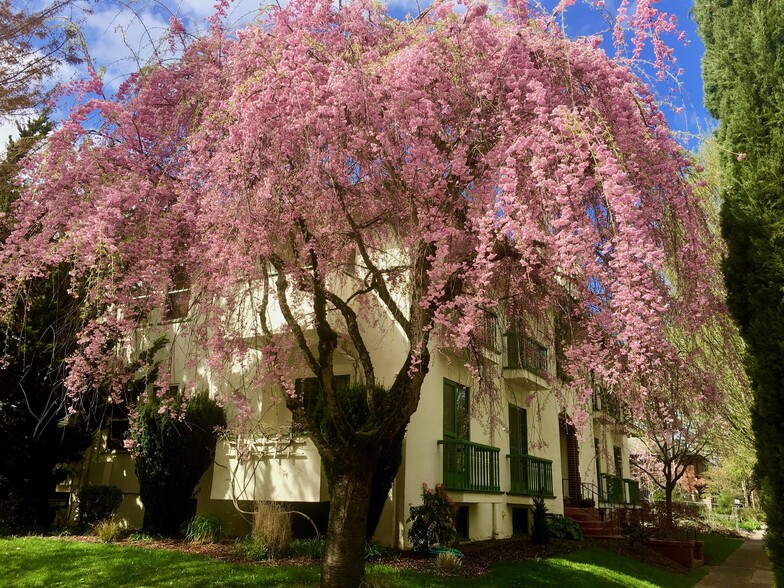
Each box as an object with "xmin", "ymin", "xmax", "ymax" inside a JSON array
[{"xmin": 696, "ymin": 530, "xmax": 773, "ymax": 587}]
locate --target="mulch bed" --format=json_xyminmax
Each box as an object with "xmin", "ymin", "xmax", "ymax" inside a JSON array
[{"xmin": 47, "ymin": 533, "xmax": 691, "ymax": 578}]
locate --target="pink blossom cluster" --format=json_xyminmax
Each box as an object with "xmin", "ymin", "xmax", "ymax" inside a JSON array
[{"xmin": 0, "ymin": 0, "xmax": 723, "ymax": 430}]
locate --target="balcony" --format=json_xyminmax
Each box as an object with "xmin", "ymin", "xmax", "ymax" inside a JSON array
[
  {"xmin": 508, "ymin": 454, "xmax": 555, "ymax": 497},
  {"xmin": 503, "ymin": 333, "xmax": 549, "ymax": 389},
  {"xmin": 592, "ymin": 386, "xmax": 628, "ymax": 424},
  {"xmin": 438, "ymin": 439, "xmax": 501, "ymax": 493},
  {"xmin": 599, "ymin": 473, "xmax": 640, "ymax": 505}
]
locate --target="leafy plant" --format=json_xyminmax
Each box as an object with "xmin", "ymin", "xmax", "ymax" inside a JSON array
[
  {"xmin": 531, "ymin": 496, "xmax": 550, "ymax": 545},
  {"xmin": 94, "ymin": 519, "xmax": 123, "ymax": 543},
  {"xmin": 184, "ymin": 513, "xmax": 224, "ymax": 544},
  {"xmin": 290, "ymin": 537, "xmax": 326, "ymax": 558},
  {"xmin": 547, "ymin": 515, "xmax": 583, "ymax": 541},
  {"xmin": 407, "ymin": 483, "xmax": 459, "ymax": 552},
  {"xmin": 78, "ymin": 485, "xmax": 123, "ymax": 527}
]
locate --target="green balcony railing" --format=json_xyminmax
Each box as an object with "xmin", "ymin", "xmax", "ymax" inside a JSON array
[
  {"xmin": 504, "ymin": 333, "xmax": 548, "ymax": 373},
  {"xmin": 599, "ymin": 473, "xmax": 625, "ymax": 504},
  {"xmin": 508, "ymin": 454, "xmax": 554, "ymax": 497},
  {"xmin": 438, "ymin": 439, "xmax": 501, "ymax": 493},
  {"xmin": 624, "ymin": 478, "xmax": 640, "ymax": 505}
]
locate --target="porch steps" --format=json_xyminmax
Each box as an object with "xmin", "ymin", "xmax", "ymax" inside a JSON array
[{"xmin": 564, "ymin": 506, "xmax": 621, "ymax": 538}]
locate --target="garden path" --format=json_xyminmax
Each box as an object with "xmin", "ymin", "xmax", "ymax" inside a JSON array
[{"xmin": 696, "ymin": 530, "xmax": 772, "ymax": 587}]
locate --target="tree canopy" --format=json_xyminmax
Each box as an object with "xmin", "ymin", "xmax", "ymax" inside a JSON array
[
  {"xmin": 694, "ymin": 0, "xmax": 784, "ymax": 582},
  {"xmin": 0, "ymin": 1, "xmax": 724, "ymax": 584},
  {"xmin": 0, "ymin": 0, "xmax": 83, "ymax": 118}
]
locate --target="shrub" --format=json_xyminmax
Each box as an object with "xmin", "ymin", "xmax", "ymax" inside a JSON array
[
  {"xmin": 94, "ymin": 519, "xmax": 124, "ymax": 543},
  {"xmin": 78, "ymin": 485, "xmax": 123, "ymax": 527},
  {"xmin": 252, "ymin": 501, "xmax": 292, "ymax": 558},
  {"xmin": 234, "ymin": 536, "xmax": 268, "ymax": 560},
  {"xmin": 434, "ymin": 551, "xmax": 463, "ymax": 575},
  {"xmin": 531, "ymin": 496, "xmax": 550, "ymax": 545},
  {"xmin": 131, "ymin": 389, "xmax": 226, "ymax": 536},
  {"xmin": 184, "ymin": 513, "xmax": 224, "ymax": 543},
  {"xmin": 0, "ymin": 497, "xmax": 38, "ymax": 536},
  {"xmin": 547, "ymin": 515, "xmax": 583, "ymax": 540},
  {"xmin": 408, "ymin": 483, "xmax": 459, "ymax": 552},
  {"xmin": 290, "ymin": 537, "xmax": 326, "ymax": 558}
]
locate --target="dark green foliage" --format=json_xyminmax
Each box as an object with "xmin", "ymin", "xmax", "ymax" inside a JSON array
[
  {"xmin": 531, "ymin": 496, "xmax": 550, "ymax": 545},
  {"xmin": 289, "ymin": 537, "xmax": 326, "ymax": 559},
  {"xmin": 694, "ymin": 1, "xmax": 784, "ymax": 582},
  {"xmin": 131, "ymin": 390, "xmax": 226, "ymax": 536},
  {"xmin": 183, "ymin": 513, "xmax": 225, "ymax": 543},
  {"xmin": 0, "ymin": 114, "xmax": 102, "ymax": 535},
  {"xmin": 546, "ymin": 515, "xmax": 583, "ymax": 541},
  {"xmin": 78, "ymin": 485, "xmax": 123, "ymax": 526},
  {"xmin": 310, "ymin": 382, "xmax": 405, "ymax": 540},
  {"xmin": 407, "ymin": 483, "xmax": 459, "ymax": 552}
]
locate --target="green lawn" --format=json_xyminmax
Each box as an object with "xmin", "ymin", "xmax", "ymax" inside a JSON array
[
  {"xmin": 699, "ymin": 533, "xmax": 745, "ymax": 566},
  {"xmin": 0, "ymin": 536, "xmax": 735, "ymax": 587}
]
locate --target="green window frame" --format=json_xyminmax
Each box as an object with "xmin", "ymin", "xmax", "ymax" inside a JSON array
[
  {"xmin": 443, "ymin": 379, "xmax": 470, "ymax": 441},
  {"xmin": 508, "ymin": 404, "xmax": 528, "ymax": 455}
]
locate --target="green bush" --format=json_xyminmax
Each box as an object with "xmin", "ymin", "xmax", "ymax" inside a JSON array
[
  {"xmin": 184, "ymin": 513, "xmax": 224, "ymax": 543},
  {"xmin": 78, "ymin": 485, "xmax": 123, "ymax": 527},
  {"xmin": 547, "ymin": 514, "xmax": 583, "ymax": 540},
  {"xmin": 131, "ymin": 390, "xmax": 226, "ymax": 536},
  {"xmin": 408, "ymin": 483, "xmax": 459, "ymax": 552},
  {"xmin": 531, "ymin": 496, "xmax": 550, "ymax": 545},
  {"xmin": 234, "ymin": 536, "xmax": 269, "ymax": 560},
  {"xmin": 289, "ymin": 537, "xmax": 326, "ymax": 558}
]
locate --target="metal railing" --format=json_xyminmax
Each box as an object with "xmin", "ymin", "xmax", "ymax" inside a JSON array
[
  {"xmin": 508, "ymin": 454, "xmax": 554, "ymax": 497},
  {"xmin": 599, "ymin": 473, "xmax": 625, "ymax": 504},
  {"xmin": 503, "ymin": 333, "xmax": 548, "ymax": 373},
  {"xmin": 599, "ymin": 474, "xmax": 641, "ymax": 505},
  {"xmin": 438, "ymin": 439, "xmax": 501, "ymax": 492}
]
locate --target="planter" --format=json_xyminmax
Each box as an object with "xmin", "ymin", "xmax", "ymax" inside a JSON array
[{"xmin": 644, "ymin": 539, "xmax": 705, "ymax": 568}]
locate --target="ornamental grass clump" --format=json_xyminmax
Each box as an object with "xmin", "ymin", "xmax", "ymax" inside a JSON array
[
  {"xmin": 184, "ymin": 513, "xmax": 225, "ymax": 544},
  {"xmin": 94, "ymin": 519, "xmax": 123, "ymax": 543},
  {"xmin": 251, "ymin": 501, "xmax": 292, "ymax": 558}
]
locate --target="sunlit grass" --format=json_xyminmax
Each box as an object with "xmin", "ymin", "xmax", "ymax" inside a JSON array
[{"xmin": 1, "ymin": 536, "xmax": 726, "ymax": 587}]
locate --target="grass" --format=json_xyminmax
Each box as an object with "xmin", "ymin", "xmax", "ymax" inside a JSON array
[
  {"xmin": 0, "ymin": 536, "xmax": 737, "ymax": 588},
  {"xmin": 699, "ymin": 532, "xmax": 744, "ymax": 566}
]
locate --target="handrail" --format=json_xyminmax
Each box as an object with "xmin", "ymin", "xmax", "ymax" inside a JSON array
[
  {"xmin": 508, "ymin": 453, "xmax": 554, "ymax": 496},
  {"xmin": 438, "ymin": 438, "xmax": 501, "ymax": 493}
]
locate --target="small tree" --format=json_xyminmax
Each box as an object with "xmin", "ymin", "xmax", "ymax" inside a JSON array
[
  {"xmin": 408, "ymin": 483, "xmax": 458, "ymax": 552},
  {"xmin": 531, "ymin": 496, "xmax": 550, "ymax": 545},
  {"xmin": 130, "ymin": 389, "xmax": 226, "ymax": 536}
]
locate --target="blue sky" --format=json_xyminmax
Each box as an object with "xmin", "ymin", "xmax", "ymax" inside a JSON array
[{"xmin": 3, "ymin": 0, "xmax": 713, "ymax": 150}]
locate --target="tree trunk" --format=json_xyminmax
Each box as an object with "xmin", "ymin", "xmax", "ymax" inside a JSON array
[
  {"xmin": 664, "ymin": 483, "xmax": 674, "ymax": 527},
  {"xmin": 321, "ymin": 462, "xmax": 375, "ymax": 588}
]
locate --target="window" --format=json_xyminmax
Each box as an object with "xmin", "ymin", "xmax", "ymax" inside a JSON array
[
  {"xmin": 443, "ymin": 380, "xmax": 469, "ymax": 440},
  {"xmin": 508, "ymin": 404, "xmax": 528, "ymax": 455},
  {"xmin": 512, "ymin": 507, "xmax": 529, "ymax": 535},
  {"xmin": 613, "ymin": 446, "xmax": 623, "ymax": 476},
  {"xmin": 291, "ymin": 375, "xmax": 350, "ymax": 434},
  {"xmin": 165, "ymin": 266, "xmax": 190, "ymax": 321}
]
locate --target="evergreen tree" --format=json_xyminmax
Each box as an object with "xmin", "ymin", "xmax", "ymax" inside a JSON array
[
  {"xmin": 0, "ymin": 113, "xmax": 99, "ymax": 533},
  {"xmin": 694, "ymin": 1, "xmax": 784, "ymax": 581}
]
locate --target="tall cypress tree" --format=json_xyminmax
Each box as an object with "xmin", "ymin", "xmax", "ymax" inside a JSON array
[
  {"xmin": 0, "ymin": 114, "xmax": 100, "ymax": 533},
  {"xmin": 694, "ymin": 1, "xmax": 784, "ymax": 581}
]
